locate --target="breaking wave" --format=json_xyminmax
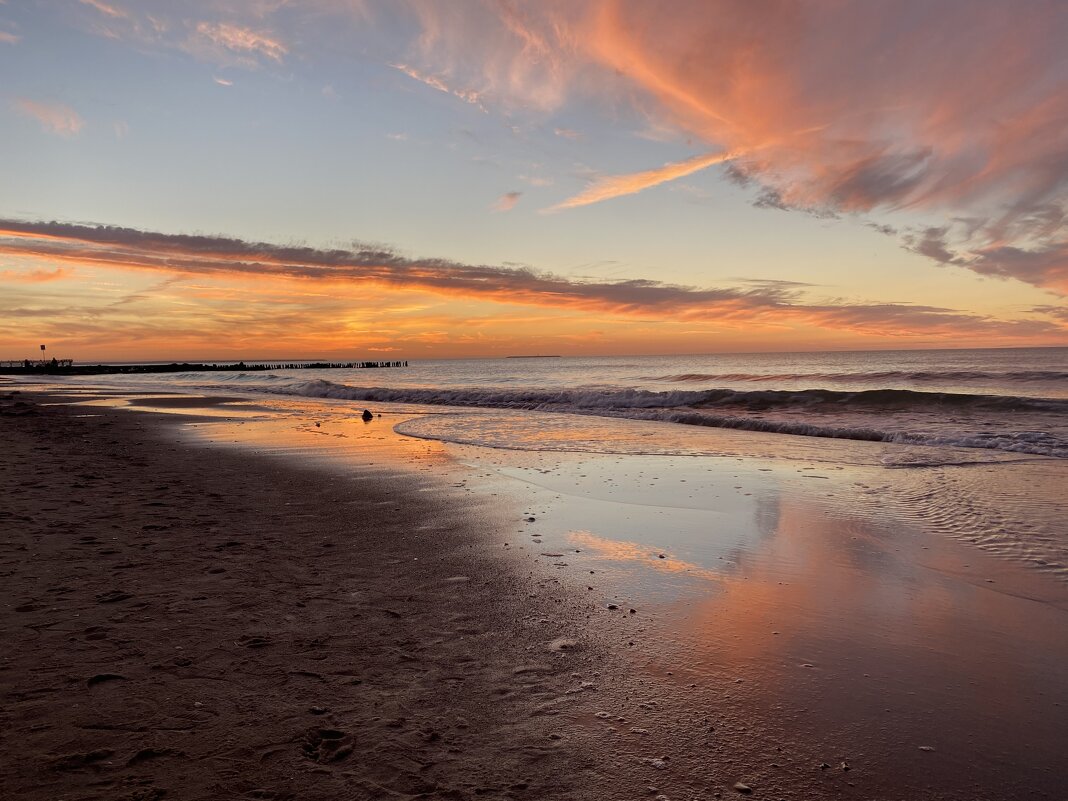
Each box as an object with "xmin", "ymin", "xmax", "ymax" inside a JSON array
[
  {"xmin": 644, "ymin": 370, "xmax": 1068, "ymax": 384},
  {"xmin": 267, "ymin": 379, "xmax": 1068, "ymax": 459}
]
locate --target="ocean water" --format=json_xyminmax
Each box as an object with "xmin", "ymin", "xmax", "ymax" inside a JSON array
[{"xmin": 56, "ymin": 347, "xmax": 1068, "ymax": 460}]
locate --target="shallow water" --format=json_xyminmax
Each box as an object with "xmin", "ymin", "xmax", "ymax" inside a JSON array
[
  {"xmin": 46, "ymin": 385, "xmax": 1068, "ymax": 582},
  {"xmin": 29, "ymin": 346, "xmax": 1068, "ymax": 459}
]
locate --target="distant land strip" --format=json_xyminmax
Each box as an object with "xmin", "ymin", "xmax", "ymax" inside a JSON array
[{"xmin": 0, "ymin": 361, "xmax": 408, "ymax": 375}]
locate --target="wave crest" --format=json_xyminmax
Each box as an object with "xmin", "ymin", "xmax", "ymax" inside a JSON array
[{"xmin": 268, "ymin": 379, "xmax": 1068, "ymax": 459}]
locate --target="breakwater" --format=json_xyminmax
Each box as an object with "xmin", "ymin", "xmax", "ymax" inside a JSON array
[{"xmin": 0, "ymin": 360, "xmax": 407, "ymax": 375}]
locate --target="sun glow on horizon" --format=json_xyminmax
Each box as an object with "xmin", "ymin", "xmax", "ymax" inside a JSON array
[{"xmin": 0, "ymin": 1, "xmax": 1065, "ymax": 358}]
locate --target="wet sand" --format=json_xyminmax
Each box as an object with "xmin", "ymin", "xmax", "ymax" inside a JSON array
[{"xmin": 3, "ymin": 388, "xmax": 1068, "ymax": 800}]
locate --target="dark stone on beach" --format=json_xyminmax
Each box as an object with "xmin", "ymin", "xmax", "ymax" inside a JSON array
[
  {"xmin": 526, "ymin": 516, "xmax": 536, "ymax": 522},
  {"xmin": 361, "ymin": 409, "xmax": 374, "ymax": 421},
  {"xmin": 607, "ymin": 604, "xmax": 619, "ymax": 610},
  {"xmin": 629, "ymin": 608, "xmax": 637, "ymax": 614},
  {"xmin": 658, "ymin": 554, "xmax": 666, "ymax": 559},
  {"xmin": 820, "ymin": 762, "xmax": 831, "ymax": 769}
]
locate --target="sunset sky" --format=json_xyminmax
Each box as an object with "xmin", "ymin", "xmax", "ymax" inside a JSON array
[{"xmin": 2, "ymin": 0, "xmax": 1067, "ymax": 359}]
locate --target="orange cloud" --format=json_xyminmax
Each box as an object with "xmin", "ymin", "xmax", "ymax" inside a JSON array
[
  {"xmin": 0, "ymin": 267, "xmax": 71, "ymax": 283},
  {"xmin": 546, "ymin": 150, "xmax": 735, "ymax": 211},
  {"xmin": 0, "ymin": 31, "xmax": 19, "ymax": 45},
  {"xmin": 0, "ymin": 219, "xmax": 1062, "ymax": 344},
  {"xmin": 14, "ymin": 99, "xmax": 84, "ymax": 137}
]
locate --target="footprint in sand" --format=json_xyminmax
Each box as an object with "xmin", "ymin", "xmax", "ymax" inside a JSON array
[
  {"xmin": 302, "ymin": 728, "xmax": 354, "ymax": 763},
  {"xmin": 238, "ymin": 634, "xmax": 272, "ymax": 648},
  {"xmin": 95, "ymin": 589, "xmax": 133, "ymax": 603}
]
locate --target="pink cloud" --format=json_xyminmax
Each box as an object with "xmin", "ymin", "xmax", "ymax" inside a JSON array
[
  {"xmin": 0, "ymin": 31, "xmax": 19, "ymax": 44},
  {"xmin": 394, "ymin": 1, "xmax": 1068, "ymax": 292},
  {"xmin": 79, "ymin": 0, "xmax": 127, "ymax": 19},
  {"xmin": 492, "ymin": 191, "xmax": 522, "ymax": 212},
  {"xmin": 390, "ymin": 63, "xmax": 485, "ymax": 110},
  {"xmin": 194, "ymin": 21, "xmax": 286, "ymax": 64},
  {"xmin": 14, "ymin": 99, "xmax": 84, "ymax": 137}
]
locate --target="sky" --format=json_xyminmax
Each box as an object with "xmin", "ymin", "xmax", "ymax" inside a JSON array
[{"xmin": 1, "ymin": 0, "xmax": 1067, "ymax": 360}]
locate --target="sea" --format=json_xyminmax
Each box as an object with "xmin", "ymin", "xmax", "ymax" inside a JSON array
[{"xmin": 52, "ymin": 347, "xmax": 1068, "ymax": 461}]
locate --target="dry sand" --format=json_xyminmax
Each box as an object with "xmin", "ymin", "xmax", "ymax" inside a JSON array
[{"xmin": 3, "ymin": 389, "xmax": 1067, "ymax": 801}]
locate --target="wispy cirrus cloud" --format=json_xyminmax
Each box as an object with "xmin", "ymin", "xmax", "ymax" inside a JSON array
[
  {"xmin": 390, "ymin": 62, "xmax": 485, "ymax": 110},
  {"xmin": 72, "ymin": 3, "xmax": 286, "ymax": 69},
  {"xmin": 547, "ymin": 150, "xmax": 736, "ymax": 212},
  {"xmin": 13, "ymin": 99, "xmax": 84, "ymax": 137},
  {"xmin": 193, "ymin": 21, "xmax": 286, "ymax": 64},
  {"xmin": 79, "ymin": 0, "xmax": 128, "ymax": 19},
  {"xmin": 0, "ymin": 219, "xmax": 1062, "ymax": 342}
]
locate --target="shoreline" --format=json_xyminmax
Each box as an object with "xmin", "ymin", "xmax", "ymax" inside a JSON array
[{"xmin": 3, "ymin": 387, "xmax": 1068, "ymax": 799}]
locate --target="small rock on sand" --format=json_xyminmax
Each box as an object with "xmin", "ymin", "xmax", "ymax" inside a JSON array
[
  {"xmin": 548, "ymin": 637, "xmax": 579, "ymax": 652},
  {"xmin": 733, "ymin": 781, "xmax": 752, "ymax": 793}
]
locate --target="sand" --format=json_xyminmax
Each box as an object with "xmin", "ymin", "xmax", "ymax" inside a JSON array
[
  {"xmin": 0, "ymin": 392, "xmax": 624, "ymax": 800},
  {"xmin": 3, "ymin": 388, "xmax": 1068, "ymax": 800}
]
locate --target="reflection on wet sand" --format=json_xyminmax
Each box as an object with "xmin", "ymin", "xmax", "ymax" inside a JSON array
[
  {"xmin": 467, "ymin": 434, "xmax": 1068, "ymax": 795},
  {"xmin": 584, "ymin": 478, "xmax": 1068, "ymax": 795},
  {"xmin": 568, "ymin": 529, "xmax": 725, "ymax": 583}
]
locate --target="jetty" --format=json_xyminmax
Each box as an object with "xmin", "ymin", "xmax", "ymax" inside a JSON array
[{"xmin": 0, "ymin": 360, "xmax": 407, "ymax": 376}]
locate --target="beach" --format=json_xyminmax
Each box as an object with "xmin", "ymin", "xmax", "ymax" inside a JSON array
[{"xmin": 2, "ymin": 385, "xmax": 1068, "ymax": 800}]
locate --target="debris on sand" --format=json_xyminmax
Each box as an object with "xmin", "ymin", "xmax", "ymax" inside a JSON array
[{"xmin": 548, "ymin": 637, "xmax": 579, "ymax": 652}]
